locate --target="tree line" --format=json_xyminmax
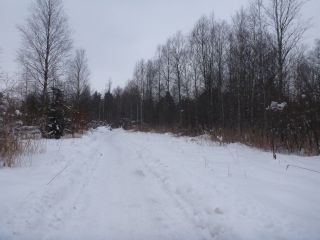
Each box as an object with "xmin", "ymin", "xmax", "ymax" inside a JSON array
[
  {"xmin": 90, "ymin": 0, "xmax": 320, "ymax": 155},
  {"xmin": 1, "ymin": 0, "xmax": 320, "ymax": 156}
]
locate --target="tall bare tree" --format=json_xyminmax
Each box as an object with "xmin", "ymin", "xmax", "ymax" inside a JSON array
[
  {"xmin": 265, "ymin": 0, "xmax": 308, "ymax": 98},
  {"xmin": 155, "ymin": 45, "xmax": 164, "ymax": 102},
  {"xmin": 170, "ymin": 31, "xmax": 187, "ymax": 104},
  {"xmin": 133, "ymin": 60, "xmax": 145, "ymax": 123},
  {"xmin": 67, "ymin": 49, "xmax": 90, "ymax": 111},
  {"xmin": 161, "ymin": 40, "xmax": 172, "ymax": 94},
  {"xmin": 229, "ymin": 9, "xmax": 250, "ymax": 134},
  {"xmin": 191, "ymin": 16, "xmax": 210, "ymax": 93},
  {"xmin": 17, "ymin": 0, "xmax": 72, "ymax": 114},
  {"xmin": 213, "ymin": 20, "xmax": 229, "ymax": 127}
]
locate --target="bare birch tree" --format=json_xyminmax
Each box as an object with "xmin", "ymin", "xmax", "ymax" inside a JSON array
[
  {"xmin": 17, "ymin": 0, "xmax": 72, "ymax": 115},
  {"xmin": 67, "ymin": 49, "xmax": 90, "ymax": 111}
]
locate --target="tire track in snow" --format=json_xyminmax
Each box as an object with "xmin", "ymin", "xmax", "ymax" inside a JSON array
[
  {"xmin": 45, "ymin": 144, "xmax": 105, "ymax": 237},
  {"xmin": 7, "ymin": 138, "xmax": 104, "ymax": 239},
  {"xmin": 133, "ymin": 146, "xmax": 220, "ymax": 240},
  {"xmin": 130, "ymin": 137, "xmax": 238, "ymax": 240},
  {"xmin": 109, "ymin": 133, "xmax": 201, "ymax": 240}
]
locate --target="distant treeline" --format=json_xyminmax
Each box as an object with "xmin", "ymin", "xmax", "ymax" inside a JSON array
[{"xmin": 86, "ymin": 0, "xmax": 320, "ymax": 155}]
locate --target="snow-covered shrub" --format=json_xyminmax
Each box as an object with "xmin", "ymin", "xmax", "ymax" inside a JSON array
[{"xmin": 266, "ymin": 101, "xmax": 288, "ymax": 111}]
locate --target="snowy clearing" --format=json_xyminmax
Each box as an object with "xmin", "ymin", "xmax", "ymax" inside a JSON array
[{"xmin": 0, "ymin": 127, "xmax": 320, "ymax": 240}]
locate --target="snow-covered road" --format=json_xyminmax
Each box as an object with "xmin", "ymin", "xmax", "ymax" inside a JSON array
[{"xmin": 0, "ymin": 127, "xmax": 320, "ymax": 240}]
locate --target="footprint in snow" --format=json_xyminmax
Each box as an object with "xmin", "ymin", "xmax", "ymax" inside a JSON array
[
  {"xmin": 205, "ymin": 207, "xmax": 223, "ymax": 215},
  {"xmin": 214, "ymin": 207, "xmax": 224, "ymax": 215},
  {"xmin": 134, "ymin": 169, "xmax": 145, "ymax": 177}
]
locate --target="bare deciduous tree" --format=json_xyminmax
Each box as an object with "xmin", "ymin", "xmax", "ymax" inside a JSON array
[
  {"xmin": 265, "ymin": 0, "xmax": 308, "ymax": 97},
  {"xmin": 161, "ymin": 40, "xmax": 172, "ymax": 94},
  {"xmin": 17, "ymin": 0, "xmax": 72, "ymax": 114},
  {"xmin": 213, "ymin": 21, "xmax": 229, "ymax": 127},
  {"xmin": 133, "ymin": 60, "xmax": 145, "ymax": 123},
  {"xmin": 67, "ymin": 49, "xmax": 90, "ymax": 111},
  {"xmin": 170, "ymin": 31, "xmax": 186, "ymax": 104},
  {"xmin": 155, "ymin": 45, "xmax": 163, "ymax": 102}
]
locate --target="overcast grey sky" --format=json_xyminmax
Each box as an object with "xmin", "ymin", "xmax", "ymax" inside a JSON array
[{"xmin": 0, "ymin": 0, "xmax": 319, "ymax": 91}]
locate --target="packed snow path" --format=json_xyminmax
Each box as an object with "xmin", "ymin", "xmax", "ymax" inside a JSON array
[{"xmin": 1, "ymin": 128, "xmax": 320, "ymax": 240}]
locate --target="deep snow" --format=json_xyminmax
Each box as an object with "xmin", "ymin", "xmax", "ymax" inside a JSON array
[{"xmin": 0, "ymin": 127, "xmax": 319, "ymax": 240}]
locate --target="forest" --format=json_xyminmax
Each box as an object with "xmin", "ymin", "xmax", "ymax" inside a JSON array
[{"xmin": 1, "ymin": 0, "xmax": 320, "ymax": 167}]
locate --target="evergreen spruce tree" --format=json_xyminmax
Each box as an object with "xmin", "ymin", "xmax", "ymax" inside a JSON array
[{"xmin": 46, "ymin": 88, "xmax": 70, "ymax": 139}]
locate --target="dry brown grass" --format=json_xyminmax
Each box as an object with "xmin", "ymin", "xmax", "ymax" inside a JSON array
[
  {"xmin": 0, "ymin": 132, "xmax": 44, "ymax": 168},
  {"xmin": 126, "ymin": 124, "xmax": 319, "ymax": 156},
  {"xmin": 0, "ymin": 133, "xmax": 19, "ymax": 167}
]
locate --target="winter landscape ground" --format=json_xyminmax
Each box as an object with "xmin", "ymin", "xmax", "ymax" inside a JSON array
[{"xmin": 0, "ymin": 127, "xmax": 320, "ymax": 240}]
